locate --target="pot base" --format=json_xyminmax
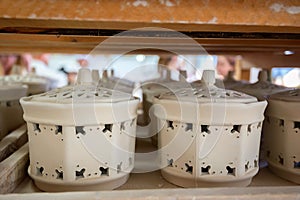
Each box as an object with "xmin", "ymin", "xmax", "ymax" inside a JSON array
[
  {"xmin": 268, "ymin": 161, "xmax": 300, "ymax": 184},
  {"xmin": 29, "ymin": 167, "xmax": 130, "ymax": 192},
  {"xmin": 161, "ymin": 169, "xmax": 255, "ymax": 187}
]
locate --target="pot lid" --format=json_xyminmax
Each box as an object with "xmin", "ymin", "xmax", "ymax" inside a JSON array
[
  {"xmin": 268, "ymin": 89, "xmax": 299, "ymax": 102},
  {"xmin": 23, "ymin": 68, "xmax": 134, "ymax": 104},
  {"xmin": 232, "ymin": 70, "xmax": 290, "ymax": 100},
  {"xmin": 157, "ymin": 70, "xmax": 257, "ymax": 103},
  {"xmin": 0, "ymin": 79, "xmax": 28, "ymax": 101},
  {"xmin": 0, "ymin": 74, "xmax": 49, "ymax": 85}
]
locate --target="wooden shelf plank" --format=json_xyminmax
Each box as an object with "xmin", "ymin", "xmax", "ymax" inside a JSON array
[{"xmin": 0, "ymin": 0, "xmax": 299, "ymax": 33}]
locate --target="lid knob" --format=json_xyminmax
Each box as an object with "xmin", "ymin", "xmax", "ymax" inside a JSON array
[
  {"xmin": 201, "ymin": 70, "xmax": 216, "ymax": 85},
  {"xmin": 76, "ymin": 68, "xmax": 93, "ymax": 85},
  {"xmin": 258, "ymin": 70, "xmax": 268, "ymax": 82},
  {"xmin": 91, "ymin": 69, "xmax": 100, "ymax": 83}
]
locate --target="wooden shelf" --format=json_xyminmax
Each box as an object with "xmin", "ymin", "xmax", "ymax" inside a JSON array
[{"xmin": 7, "ymin": 138, "xmax": 300, "ymax": 199}]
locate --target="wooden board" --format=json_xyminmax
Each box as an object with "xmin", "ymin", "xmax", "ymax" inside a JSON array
[
  {"xmin": 0, "ymin": 123, "xmax": 28, "ymax": 194},
  {"xmin": 0, "ymin": 0, "xmax": 299, "ymax": 33},
  {"xmin": 0, "ymin": 125, "xmax": 27, "ymax": 162},
  {"xmin": 0, "ymin": 143, "xmax": 29, "ymax": 194}
]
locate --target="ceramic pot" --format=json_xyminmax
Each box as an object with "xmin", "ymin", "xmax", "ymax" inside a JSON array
[
  {"xmin": 153, "ymin": 70, "xmax": 267, "ymax": 187},
  {"xmin": 232, "ymin": 70, "xmax": 290, "ymax": 101},
  {"xmin": 20, "ymin": 68, "xmax": 139, "ymax": 191},
  {"xmin": 142, "ymin": 70, "xmax": 190, "ymax": 145},
  {"xmin": 1, "ymin": 74, "xmax": 50, "ymax": 95},
  {"xmin": 264, "ymin": 89, "xmax": 300, "ymax": 184},
  {"xmin": 232, "ymin": 70, "xmax": 293, "ymax": 164},
  {"xmin": 215, "ymin": 71, "xmax": 248, "ymax": 89},
  {"xmin": 0, "ymin": 81, "xmax": 27, "ymax": 140}
]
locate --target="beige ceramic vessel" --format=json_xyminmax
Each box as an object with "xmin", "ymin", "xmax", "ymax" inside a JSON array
[
  {"xmin": 20, "ymin": 68, "xmax": 139, "ymax": 191},
  {"xmin": 0, "ymin": 81, "xmax": 27, "ymax": 140},
  {"xmin": 142, "ymin": 70, "xmax": 189, "ymax": 145},
  {"xmin": 1, "ymin": 74, "xmax": 50, "ymax": 95},
  {"xmin": 153, "ymin": 70, "xmax": 267, "ymax": 187},
  {"xmin": 264, "ymin": 89, "xmax": 300, "ymax": 184}
]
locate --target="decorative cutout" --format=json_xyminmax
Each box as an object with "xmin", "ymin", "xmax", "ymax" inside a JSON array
[
  {"xmin": 279, "ymin": 119, "xmax": 284, "ymax": 127},
  {"xmin": 185, "ymin": 123, "xmax": 193, "ymax": 132},
  {"xmin": 247, "ymin": 124, "xmax": 252, "ymax": 133},
  {"xmin": 201, "ymin": 125, "xmax": 210, "ymax": 134},
  {"xmin": 6, "ymin": 101, "xmax": 12, "ymax": 107},
  {"xmin": 100, "ymin": 167, "xmax": 109, "ymax": 176},
  {"xmin": 294, "ymin": 121, "xmax": 300, "ymax": 129},
  {"xmin": 278, "ymin": 155, "xmax": 284, "ymax": 165},
  {"xmin": 167, "ymin": 159, "xmax": 173, "ymax": 167},
  {"xmin": 167, "ymin": 121, "xmax": 174, "ymax": 130},
  {"xmin": 36, "ymin": 166, "xmax": 44, "ymax": 176},
  {"xmin": 294, "ymin": 161, "xmax": 300, "ymax": 169},
  {"xmin": 185, "ymin": 163, "xmax": 193, "ymax": 174},
  {"xmin": 254, "ymin": 160, "xmax": 258, "ymax": 168},
  {"xmin": 201, "ymin": 165, "xmax": 211, "ymax": 175},
  {"xmin": 55, "ymin": 125, "xmax": 62, "ymax": 134},
  {"xmin": 231, "ymin": 125, "xmax": 241, "ymax": 133},
  {"xmin": 33, "ymin": 123, "xmax": 41, "ymax": 133},
  {"xmin": 103, "ymin": 124, "xmax": 113, "ymax": 133},
  {"xmin": 75, "ymin": 168, "xmax": 85, "ymax": 179},
  {"xmin": 245, "ymin": 161, "xmax": 250, "ymax": 172},
  {"xmin": 257, "ymin": 122, "xmax": 262, "ymax": 129},
  {"xmin": 55, "ymin": 169, "xmax": 63, "ymax": 180},
  {"xmin": 226, "ymin": 166, "xmax": 236, "ymax": 176},
  {"xmin": 75, "ymin": 126, "xmax": 86, "ymax": 135}
]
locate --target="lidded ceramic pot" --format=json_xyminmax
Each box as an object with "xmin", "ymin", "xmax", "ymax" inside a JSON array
[
  {"xmin": 0, "ymin": 81, "xmax": 27, "ymax": 140},
  {"xmin": 153, "ymin": 70, "xmax": 267, "ymax": 187},
  {"xmin": 142, "ymin": 70, "xmax": 189, "ymax": 144},
  {"xmin": 215, "ymin": 71, "xmax": 248, "ymax": 89},
  {"xmin": 20, "ymin": 68, "xmax": 139, "ymax": 191},
  {"xmin": 98, "ymin": 70, "xmax": 135, "ymax": 94},
  {"xmin": 264, "ymin": 89, "xmax": 300, "ymax": 184},
  {"xmin": 1, "ymin": 74, "xmax": 50, "ymax": 95},
  {"xmin": 232, "ymin": 70, "xmax": 290, "ymax": 101}
]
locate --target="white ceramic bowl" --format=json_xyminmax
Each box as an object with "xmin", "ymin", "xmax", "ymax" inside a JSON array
[
  {"xmin": 0, "ymin": 81, "xmax": 27, "ymax": 140},
  {"xmin": 20, "ymin": 69, "xmax": 139, "ymax": 191},
  {"xmin": 153, "ymin": 70, "xmax": 267, "ymax": 187},
  {"xmin": 264, "ymin": 89, "xmax": 300, "ymax": 184}
]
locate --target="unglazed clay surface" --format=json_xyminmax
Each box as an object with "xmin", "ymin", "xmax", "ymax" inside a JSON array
[
  {"xmin": 20, "ymin": 68, "xmax": 139, "ymax": 191},
  {"xmin": 0, "ymin": 74, "xmax": 50, "ymax": 95},
  {"xmin": 264, "ymin": 89, "xmax": 300, "ymax": 184},
  {"xmin": 153, "ymin": 70, "xmax": 267, "ymax": 187},
  {"xmin": 0, "ymin": 81, "xmax": 27, "ymax": 140}
]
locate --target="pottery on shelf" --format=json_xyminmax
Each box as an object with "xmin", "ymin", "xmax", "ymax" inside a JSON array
[
  {"xmin": 215, "ymin": 71, "xmax": 248, "ymax": 89},
  {"xmin": 264, "ymin": 89, "xmax": 300, "ymax": 184},
  {"xmin": 153, "ymin": 70, "xmax": 267, "ymax": 187},
  {"xmin": 20, "ymin": 68, "xmax": 139, "ymax": 191},
  {"xmin": 232, "ymin": 70, "xmax": 290, "ymax": 101},
  {"xmin": 142, "ymin": 70, "xmax": 190, "ymax": 145},
  {"xmin": 0, "ymin": 81, "xmax": 27, "ymax": 140},
  {"xmin": 0, "ymin": 73, "xmax": 50, "ymax": 95}
]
